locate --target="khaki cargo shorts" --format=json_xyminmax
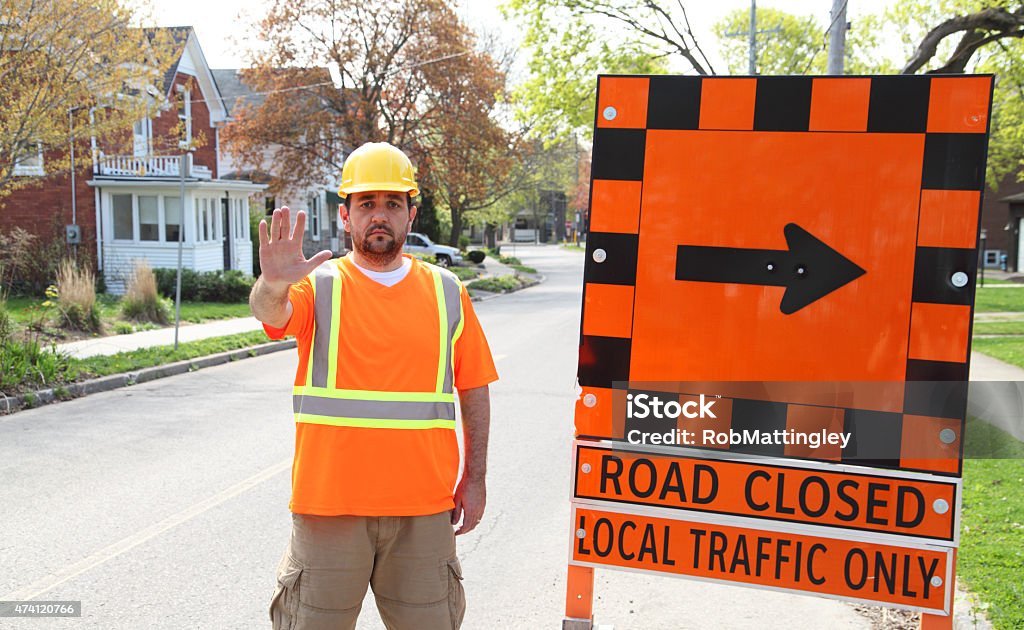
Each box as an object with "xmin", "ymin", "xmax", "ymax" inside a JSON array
[{"xmin": 269, "ymin": 511, "xmax": 466, "ymax": 630}]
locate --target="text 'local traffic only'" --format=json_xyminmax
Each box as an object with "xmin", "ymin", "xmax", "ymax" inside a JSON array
[{"xmin": 571, "ymin": 507, "xmax": 952, "ymax": 614}]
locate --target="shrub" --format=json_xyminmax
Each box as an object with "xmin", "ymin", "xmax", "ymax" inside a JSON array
[
  {"xmin": 458, "ymin": 235, "xmax": 471, "ymax": 250},
  {"xmin": 467, "ymin": 275, "xmax": 527, "ymax": 293},
  {"xmin": 0, "ymin": 226, "xmax": 69, "ymax": 297},
  {"xmin": 123, "ymin": 261, "xmax": 170, "ymax": 325},
  {"xmin": 152, "ymin": 268, "xmax": 255, "ymax": 302},
  {"xmin": 466, "ymin": 250, "xmax": 486, "ymax": 264},
  {"xmin": 411, "ymin": 253, "xmax": 438, "ymax": 265},
  {"xmin": 450, "ymin": 267, "xmax": 480, "ymax": 282},
  {"xmin": 499, "ymin": 255, "xmax": 522, "ymax": 266},
  {"xmin": 54, "ymin": 259, "xmax": 102, "ymax": 332},
  {"xmin": 0, "ymin": 336, "xmax": 77, "ymax": 393}
]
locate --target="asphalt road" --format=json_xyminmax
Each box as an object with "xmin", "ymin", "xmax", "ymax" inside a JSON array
[{"xmin": 0, "ymin": 244, "xmax": 868, "ymax": 629}]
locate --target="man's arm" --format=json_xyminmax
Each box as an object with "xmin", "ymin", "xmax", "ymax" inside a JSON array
[
  {"xmin": 249, "ymin": 206, "xmax": 331, "ymax": 329},
  {"xmin": 250, "ymin": 277, "xmax": 292, "ymax": 329},
  {"xmin": 451, "ymin": 385, "xmax": 490, "ymax": 535}
]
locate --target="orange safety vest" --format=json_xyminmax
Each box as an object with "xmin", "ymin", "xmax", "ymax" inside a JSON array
[{"xmin": 290, "ymin": 258, "xmax": 465, "ymax": 515}]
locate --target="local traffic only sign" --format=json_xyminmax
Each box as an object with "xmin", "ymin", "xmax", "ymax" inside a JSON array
[{"xmin": 564, "ymin": 74, "xmax": 993, "ymax": 630}]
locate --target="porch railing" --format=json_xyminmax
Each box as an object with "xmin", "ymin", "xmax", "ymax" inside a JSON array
[{"xmin": 96, "ymin": 153, "xmax": 213, "ymax": 180}]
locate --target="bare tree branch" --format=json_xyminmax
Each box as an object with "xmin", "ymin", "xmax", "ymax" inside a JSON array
[{"xmin": 903, "ymin": 6, "xmax": 1024, "ymax": 74}]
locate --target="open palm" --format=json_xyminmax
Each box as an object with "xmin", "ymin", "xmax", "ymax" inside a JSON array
[{"xmin": 258, "ymin": 207, "xmax": 333, "ymax": 287}]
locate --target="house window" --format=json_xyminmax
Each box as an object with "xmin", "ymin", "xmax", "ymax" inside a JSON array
[
  {"xmin": 112, "ymin": 194, "xmax": 134, "ymax": 240},
  {"xmin": 139, "ymin": 196, "xmax": 159, "ymax": 241},
  {"xmin": 133, "ymin": 119, "xmax": 150, "ymax": 158},
  {"xmin": 310, "ymin": 196, "xmax": 321, "ymax": 241},
  {"xmin": 12, "ymin": 141, "xmax": 44, "ymax": 176},
  {"xmin": 177, "ymin": 86, "xmax": 192, "ymax": 148},
  {"xmin": 165, "ymin": 196, "xmax": 181, "ymax": 242},
  {"xmin": 265, "ymin": 196, "xmax": 275, "ymax": 216}
]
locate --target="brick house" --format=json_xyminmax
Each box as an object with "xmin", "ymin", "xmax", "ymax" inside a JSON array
[{"xmin": 0, "ymin": 26, "xmax": 265, "ymax": 293}]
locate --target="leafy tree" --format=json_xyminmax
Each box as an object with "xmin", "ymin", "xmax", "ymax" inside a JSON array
[
  {"xmin": 503, "ymin": 0, "xmax": 672, "ymax": 140},
  {"xmin": 0, "ymin": 0, "xmax": 177, "ymax": 199},
  {"xmin": 714, "ymin": 8, "xmax": 826, "ymax": 75}
]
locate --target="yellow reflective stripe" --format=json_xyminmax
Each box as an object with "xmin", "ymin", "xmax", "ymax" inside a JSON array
[
  {"xmin": 327, "ymin": 264, "xmax": 342, "ymax": 389},
  {"xmin": 305, "ymin": 271, "xmax": 316, "ymax": 386},
  {"xmin": 432, "ymin": 269, "xmax": 447, "ymax": 394},
  {"xmin": 294, "ymin": 414, "xmax": 456, "ymax": 430},
  {"xmin": 293, "ymin": 386, "xmax": 455, "ymax": 403},
  {"xmin": 453, "ymin": 288, "xmax": 465, "ymax": 345}
]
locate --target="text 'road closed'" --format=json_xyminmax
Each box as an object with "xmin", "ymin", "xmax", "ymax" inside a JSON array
[
  {"xmin": 571, "ymin": 507, "xmax": 951, "ymax": 614},
  {"xmin": 574, "ymin": 445, "xmax": 958, "ymax": 540}
]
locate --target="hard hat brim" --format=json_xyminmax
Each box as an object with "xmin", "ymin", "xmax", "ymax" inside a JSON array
[{"xmin": 338, "ymin": 182, "xmax": 419, "ymax": 199}]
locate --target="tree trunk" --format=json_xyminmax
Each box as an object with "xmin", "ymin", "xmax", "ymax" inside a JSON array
[
  {"xmin": 448, "ymin": 208, "xmax": 463, "ymax": 247},
  {"xmin": 485, "ymin": 223, "xmax": 497, "ymax": 250}
]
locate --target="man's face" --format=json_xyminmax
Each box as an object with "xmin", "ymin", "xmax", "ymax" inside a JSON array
[{"xmin": 341, "ymin": 191, "xmax": 417, "ymax": 266}]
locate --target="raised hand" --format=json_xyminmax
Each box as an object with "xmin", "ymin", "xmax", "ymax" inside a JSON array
[{"xmin": 257, "ymin": 207, "xmax": 333, "ymax": 289}]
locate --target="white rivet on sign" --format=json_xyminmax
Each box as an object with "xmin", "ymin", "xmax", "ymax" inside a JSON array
[
  {"xmin": 933, "ymin": 498, "xmax": 950, "ymax": 515},
  {"xmin": 576, "ymin": 528, "xmax": 586, "ymax": 539},
  {"xmin": 593, "ymin": 248, "xmax": 607, "ymax": 263},
  {"xmin": 581, "ymin": 463, "xmax": 592, "ymax": 473},
  {"xmin": 603, "ymin": 106, "xmax": 618, "ymax": 121},
  {"xmin": 951, "ymin": 271, "xmax": 969, "ymax": 288},
  {"xmin": 931, "ymin": 576, "xmax": 943, "ymax": 588},
  {"xmin": 583, "ymin": 393, "xmax": 597, "ymax": 407},
  {"xmin": 766, "ymin": 263, "xmax": 775, "ymax": 272},
  {"xmin": 939, "ymin": 428, "xmax": 957, "ymax": 444}
]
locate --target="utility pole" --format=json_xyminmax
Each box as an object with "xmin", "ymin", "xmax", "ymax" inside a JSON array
[
  {"xmin": 827, "ymin": 0, "xmax": 848, "ymax": 75},
  {"xmin": 724, "ymin": 0, "xmax": 781, "ymax": 75}
]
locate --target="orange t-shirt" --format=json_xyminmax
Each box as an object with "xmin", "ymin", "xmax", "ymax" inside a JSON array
[{"xmin": 264, "ymin": 254, "xmax": 498, "ymax": 516}]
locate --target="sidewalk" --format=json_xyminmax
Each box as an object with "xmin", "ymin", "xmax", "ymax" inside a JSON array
[{"xmin": 57, "ymin": 317, "xmax": 264, "ymax": 359}]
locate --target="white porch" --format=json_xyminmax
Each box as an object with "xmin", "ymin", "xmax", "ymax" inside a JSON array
[{"xmin": 87, "ymin": 178, "xmax": 266, "ymax": 294}]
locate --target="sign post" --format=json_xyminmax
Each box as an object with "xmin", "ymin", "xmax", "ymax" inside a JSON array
[{"xmin": 566, "ymin": 73, "xmax": 993, "ymax": 629}]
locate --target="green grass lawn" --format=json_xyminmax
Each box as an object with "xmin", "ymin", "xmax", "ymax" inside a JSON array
[
  {"xmin": 561, "ymin": 243, "xmax": 585, "ymax": 252},
  {"xmin": 972, "ymin": 337, "xmax": 1024, "ymax": 367},
  {"xmin": 973, "ymin": 321, "xmax": 1024, "ymax": 335},
  {"xmin": 960, "ymin": 417, "xmax": 1024, "ymax": 630},
  {"xmin": 975, "ymin": 286, "xmax": 1024, "ymax": 313},
  {"xmin": 73, "ymin": 330, "xmax": 272, "ymax": 379},
  {"xmin": 4, "ymin": 295, "xmax": 251, "ymax": 332}
]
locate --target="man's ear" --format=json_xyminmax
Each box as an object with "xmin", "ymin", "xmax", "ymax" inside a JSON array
[
  {"xmin": 340, "ymin": 204, "xmax": 350, "ymax": 233},
  {"xmin": 409, "ymin": 205, "xmax": 418, "ymax": 227}
]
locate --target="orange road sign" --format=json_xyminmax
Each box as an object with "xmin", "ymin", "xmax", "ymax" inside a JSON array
[
  {"xmin": 573, "ymin": 442, "xmax": 959, "ymax": 542},
  {"xmin": 570, "ymin": 505, "xmax": 954, "ymax": 615},
  {"xmin": 566, "ymin": 74, "xmax": 993, "ymax": 628},
  {"xmin": 577, "ymin": 74, "xmax": 993, "ymax": 477}
]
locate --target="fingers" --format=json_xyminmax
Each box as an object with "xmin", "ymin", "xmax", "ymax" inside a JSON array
[
  {"xmin": 302, "ymin": 250, "xmax": 333, "ymax": 275},
  {"xmin": 276, "ymin": 207, "xmax": 290, "ymax": 242},
  {"xmin": 455, "ymin": 507, "xmax": 481, "ymax": 536},
  {"xmin": 290, "ymin": 210, "xmax": 306, "ymax": 241},
  {"xmin": 269, "ymin": 209, "xmax": 281, "ymax": 242},
  {"xmin": 451, "ymin": 499, "xmax": 463, "ymax": 527},
  {"xmin": 258, "ymin": 217, "xmax": 270, "ymax": 246}
]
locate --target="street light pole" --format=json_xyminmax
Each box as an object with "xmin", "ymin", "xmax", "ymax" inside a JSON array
[{"xmin": 980, "ymin": 228, "xmax": 988, "ymax": 288}]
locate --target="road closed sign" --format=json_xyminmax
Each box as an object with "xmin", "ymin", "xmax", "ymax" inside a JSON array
[{"xmin": 566, "ymin": 74, "xmax": 992, "ymax": 626}]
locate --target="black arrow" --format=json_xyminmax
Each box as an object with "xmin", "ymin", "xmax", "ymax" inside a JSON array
[{"xmin": 675, "ymin": 223, "xmax": 866, "ymax": 314}]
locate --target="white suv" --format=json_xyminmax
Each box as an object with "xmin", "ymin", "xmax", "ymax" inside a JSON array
[{"xmin": 403, "ymin": 232, "xmax": 463, "ymax": 267}]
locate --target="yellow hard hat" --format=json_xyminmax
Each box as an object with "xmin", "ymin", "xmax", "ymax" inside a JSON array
[{"xmin": 338, "ymin": 142, "xmax": 419, "ymax": 198}]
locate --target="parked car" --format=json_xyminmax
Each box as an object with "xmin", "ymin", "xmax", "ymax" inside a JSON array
[{"xmin": 404, "ymin": 232, "xmax": 463, "ymax": 267}]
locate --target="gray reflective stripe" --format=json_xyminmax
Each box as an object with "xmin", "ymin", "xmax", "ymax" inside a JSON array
[
  {"xmin": 438, "ymin": 271, "xmax": 462, "ymax": 395},
  {"xmin": 311, "ymin": 263, "xmax": 336, "ymax": 388},
  {"xmin": 292, "ymin": 396, "xmax": 456, "ymax": 421}
]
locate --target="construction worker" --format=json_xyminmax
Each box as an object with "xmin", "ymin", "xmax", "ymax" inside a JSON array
[{"xmin": 250, "ymin": 142, "xmax": 497, "ymax": 630}]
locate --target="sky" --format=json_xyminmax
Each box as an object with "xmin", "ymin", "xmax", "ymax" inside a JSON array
[{"xmin": 147, "ymin": 0, "xmax": 900, "ymax": 73}]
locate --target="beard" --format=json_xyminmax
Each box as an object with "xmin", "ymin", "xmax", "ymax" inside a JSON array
[{"xmin": 353, "ymin": 223, "xmax": 406, "ymax": 267}]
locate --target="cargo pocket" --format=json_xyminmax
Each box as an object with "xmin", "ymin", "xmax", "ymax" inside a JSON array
[
  {"xmin": 446, "ymin": 558, "xmax": 466, "ymax": 630},
  {"xmin": 269, "ymin": 555, "xmax": 303, "ymax": 630}
]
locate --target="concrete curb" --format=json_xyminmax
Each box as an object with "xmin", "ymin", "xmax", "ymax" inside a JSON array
[{"xmin": 0, "ymin": 339, "xmax": 296, "ymax": 416}]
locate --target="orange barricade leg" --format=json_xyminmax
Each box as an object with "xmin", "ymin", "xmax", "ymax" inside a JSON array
[
  {"xmin": 563, "ymin": 564, "xmax": 594, "ymax": 629},
  {"xmin": 920, "ymin": 550, "xmax": 956, "ymax": 630}
]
